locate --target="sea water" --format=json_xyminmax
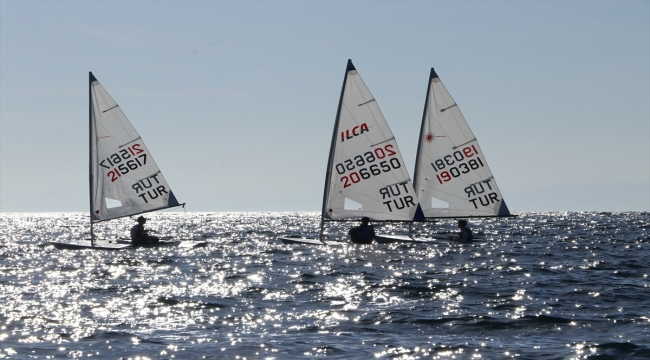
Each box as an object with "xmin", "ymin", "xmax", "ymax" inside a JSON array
[{"xmin": 0, "ymin": 212, "xmax": 648, "ymax": 359}]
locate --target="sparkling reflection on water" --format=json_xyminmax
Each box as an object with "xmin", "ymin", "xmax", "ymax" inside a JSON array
[{"xmin": 0, "ymin": 212, "xmax": 649, "ymax": 359}]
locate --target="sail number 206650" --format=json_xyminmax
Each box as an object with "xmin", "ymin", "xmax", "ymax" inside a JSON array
[
  {"xmin": 100, "ymin": 144, "xmax": 148, "ymax": 183},
  {"xmin": 336, "ymin": 144, "xmax": 401, "ymax": 188}
]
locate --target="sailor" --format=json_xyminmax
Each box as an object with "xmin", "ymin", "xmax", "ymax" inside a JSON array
[
  {"xmin": 455, "ymin": 219, "xmax": 473, "ymax": 243},
  {"xmin": 130, "ymin": 216, "xmax": 160, "ymax": 246},
  {"xmin": 349, "ymin": 217, "xmax": 375, "ymax": 244}
]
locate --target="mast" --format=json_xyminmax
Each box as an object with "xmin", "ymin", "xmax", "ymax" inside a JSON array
[
  {"xmin": 410, "ymin": 68, "xmax": 436, "ymax": 237},
  {"xmin": 412, "ymin": 68, "xmax": 437, "ymax": 198},
  {"xmin": 89, "ymin": 72, "xmax": 96, "ymax": 246},
  {"xmin": 320, "ymin": 59, "xmax": 355, "ymax": 241}
]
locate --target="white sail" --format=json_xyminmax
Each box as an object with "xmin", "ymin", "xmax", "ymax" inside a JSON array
[
  {"xmin": 323, "ymin": 60, "xmax": 418, "ymax": 221},
  {"xmin": 89, "ymin": 73, "xmax": 179, "ymax": 221},
  {"xmin": 413, "ymin": 69, "xmax": 510, "ymax": 218}
]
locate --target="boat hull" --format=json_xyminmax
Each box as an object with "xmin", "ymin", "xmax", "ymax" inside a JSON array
[
  {"xmin": 374, "ymin": 234, "xmax": 465, "ymax": 244},
  {"xmin": 278, "ymin": 237, "xmax": 343, "ymax": 246},
  {"xmin": 373, "ymin": 234, "xmax": 414, "ymax": 244},
  {"xmin": 47, "ymin": 239, "xmax": 207, "ymax": 250}
]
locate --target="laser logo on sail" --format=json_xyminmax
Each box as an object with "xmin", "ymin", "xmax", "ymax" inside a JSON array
[
  {"xmin": 424, "ymin": 132, "xmax": 445, "ymax": 143},
  {"xmin": 340, "ymin": 123, "xmax": 369, "ymax": 142}
]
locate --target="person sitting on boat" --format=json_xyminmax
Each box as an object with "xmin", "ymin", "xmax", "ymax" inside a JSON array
[
  {"xmin": 130, "ymin": 216, "xmax": 160, "ymax": 246},
  {"xmin": 454, "ymin": 219, "xmax": 473, "ymax": 243},
  {"xmin": 349, "ymin": 217, "xmax": 375, "ymax": 244}
]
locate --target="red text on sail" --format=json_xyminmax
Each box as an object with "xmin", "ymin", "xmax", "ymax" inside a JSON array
[
  {"xmin": 101, "ymin": 144, "xmax": 149, "ymax": 183},
  {"xmin": 340, "ymin": 123, "xmax": 369, "ymax": 142},
  {"xmin": 336, "ymin": 144, "xmax": 401, "ymax": 188}
]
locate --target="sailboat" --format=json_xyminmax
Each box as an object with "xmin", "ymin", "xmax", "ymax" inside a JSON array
[
  {"xmin": 414, "ymin": 68, "xmax": 511, "ymax": 218},
  {"xmin": 375, "ymin": 68, "xmax": 513, "ymax": 243},
  {"xmin": 49, "ymin": 73, "xmax": 200, "ymax": 250},
  {"xmin": 279, "ymin": 60, "xmax": 423, "ymax": 245}
]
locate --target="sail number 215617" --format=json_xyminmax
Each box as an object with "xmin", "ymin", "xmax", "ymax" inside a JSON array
[{"xmin": 100, "ymin": 144, "xmax": 148, "ymax": 183}]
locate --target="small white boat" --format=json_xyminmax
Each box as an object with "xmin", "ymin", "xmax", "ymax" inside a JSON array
[
  {"xmin": 48, "ymin": 239, "xmax": 207, "ymax": 250},
  {"xmin": 378, "ymin": 68, "xmax": 514, "ymax": 243},
  {"xmin": 278, "ymin": 60, "xmax": 420, "ymax": 245},
  {"xmin": 48, "ymin": 73, "xmax": 205, "ymax": 250}
]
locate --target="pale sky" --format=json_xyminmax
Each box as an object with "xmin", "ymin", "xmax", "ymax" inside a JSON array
[{"xmin": 1, "ymin": 1, "xmax": 649, "ymax": 212}]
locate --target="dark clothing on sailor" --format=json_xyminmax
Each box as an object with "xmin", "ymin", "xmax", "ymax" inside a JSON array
[
  {"xmin": 130, "ymin": 224, "xmax": 160, "ymax": 246},
  {"xmin": 349, "ymin": 224, "xmax": 375, "ymax": 244},
  {"xmin": 458, "ymin": 227, "xmax": 473, "ymax": 243}
]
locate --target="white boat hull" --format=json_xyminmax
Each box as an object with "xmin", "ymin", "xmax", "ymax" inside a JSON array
[
  {"xmin": 47, "ymin": 239, "xmax": 207, "ymax": 250},
  {"xmin": 374, "ymin": 234, "xmax": 462, "ymax": 244},
  {"xmin": 373, "ymin": 234, "xmax": 414, "ymax": 243},
  {"xmin": 278, "ymin": 237, "xmax": 343, "ymax": 246}
]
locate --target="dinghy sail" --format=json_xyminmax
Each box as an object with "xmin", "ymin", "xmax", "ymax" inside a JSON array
[
  {"xmin": 88, "ymin": 72, "xmax": 182, "ymax": 245},
  {"xmin": 281, "ymin": 60, "xmax": 421, "ymax": 245},
  {"xmin": 322, "ymin": 60, "xmax": 420, "ymax": 226},
  {"xmin": 413, "ymin": 69, "xmax": 511, "ymax": 219}
]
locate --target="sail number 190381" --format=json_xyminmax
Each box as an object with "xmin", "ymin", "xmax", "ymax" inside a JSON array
[
  {"xmin": 431, "ymin": 145, "xmax": 485, "ymax": 184},
  {"xmin": 336, "ymin": 144, "xmax": 401, "ymax": 188}
]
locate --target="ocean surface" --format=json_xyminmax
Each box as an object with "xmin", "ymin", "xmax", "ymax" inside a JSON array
[{"xmin": 0, "ymin": 212, "xmax": 648, "ymax": 359}]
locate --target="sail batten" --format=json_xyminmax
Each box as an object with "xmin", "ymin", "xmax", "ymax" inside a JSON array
[
  {"xmin": 102, "ymin": 104, "xmax": 119, "ymax": 113},
  {"xmin": 413, "ymin": 68, "xmax": 510, "ymax": 218},
  {"xmin": 452, "ymin": 139, "xmax": 477, "ymax": 149},
  {"xmin": 358, "ymin": 99, "xmax": 376, "ymax": 106},
  {"xmin": 89, "ymin": 73, "xmax": 180, "ymax": 222}
]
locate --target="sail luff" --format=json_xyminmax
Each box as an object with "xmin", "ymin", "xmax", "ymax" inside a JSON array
[
  {"xmin": 320, "ymin": 59, "xmax": 355, "ymax": 240},
  {"xmin": 411, "ymin": 69, "xmax": 438, "ymax": 222},
  {"xmin": 412, "ymin": 69, "xmax": 436, "ymax": 191},
  {"xmin": 89, "ymin": 72, "xmax": 96, "ymax": 246}
]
